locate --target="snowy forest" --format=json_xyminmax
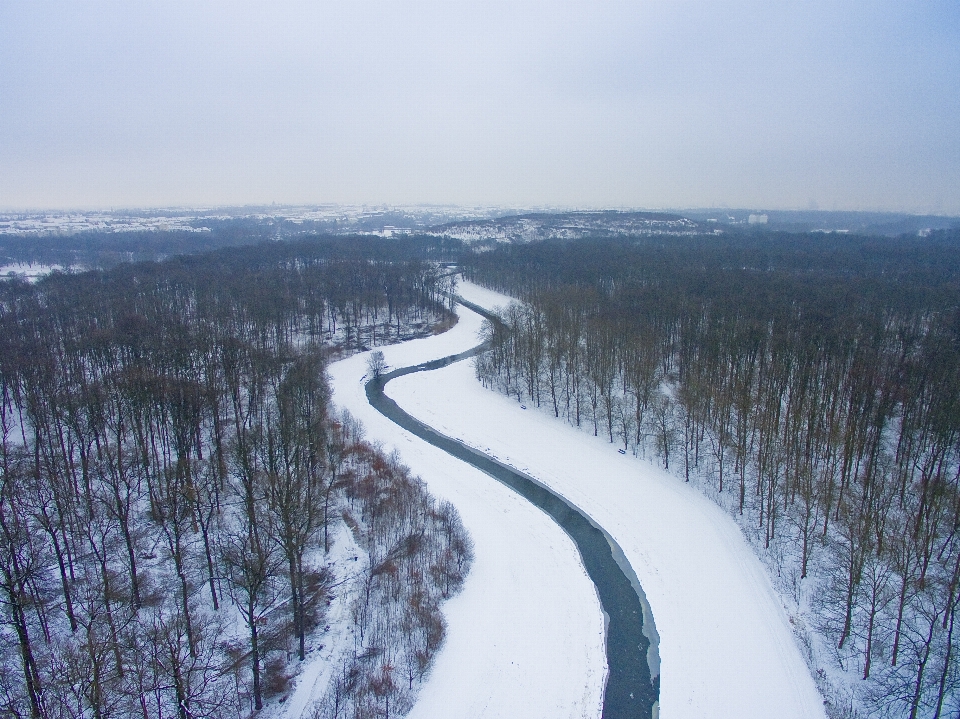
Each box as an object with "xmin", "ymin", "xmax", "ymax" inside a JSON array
[
  {"xmin": 0, "ymin": 238, "xmax": 472, "ymax": 719},
  {"xmin": 466, "ymin": 230, "xmax": 960, "ymax": 718}
]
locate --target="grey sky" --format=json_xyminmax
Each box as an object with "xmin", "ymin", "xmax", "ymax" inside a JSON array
[{"xmin": 2, "ymin": 1, "xmax": 958, "ymax": 213}]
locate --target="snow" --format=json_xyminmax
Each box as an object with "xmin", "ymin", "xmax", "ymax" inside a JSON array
[
  {"xmin": 269, "ymin": 522, "xmax": 367, "ymax": 719},
  {"xmin": 0, "ymin": 262, "xmax": 69, "ymax": 281},
  {"xmin": 320, "ymin": 279, "xmax": 826, "ymax": 719},
  {"xmin": 325, "ymin": 293, "xmax": 607, "ymax": 719},
  {"xmin": 0, "ymin": 206, "xmax": 501, "ymax": 236},
  {"xmin": 390, "ymin": 281, "xmax": 826, "ymax": 719}
]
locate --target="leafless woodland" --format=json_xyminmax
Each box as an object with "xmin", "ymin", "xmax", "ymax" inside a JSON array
[{"xmin": 0, "ymin": 239, "xmax": 471, "ymax": 719}]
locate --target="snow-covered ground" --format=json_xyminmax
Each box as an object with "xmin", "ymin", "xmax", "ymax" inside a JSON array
[
  {"xmin": 0, "ymin": 206, "xmax": 501, "ymax": 236},
  {"xmin": 0, "ymin": 262, "xmax": 70, "ymax": 281},
  {"xmin": 316, "ymin": 279, "xmax": 826, "ymax": 719},
  {"xmin": 323, "ymin": 295, "xmax": 607, "ymax": 719},
  {"xmin": 387, "ymin": 281, "xmax": 827, "ymax": 719},
  {"xmin": 262, "ymin": 522, "xmax": 367, "ymax": 719}
]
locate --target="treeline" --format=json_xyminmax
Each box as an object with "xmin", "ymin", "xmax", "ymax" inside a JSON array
[
  {"xmin": 0, "ymin": 238, "xmax": 470, "ymax": 719},
  {"xmin": 0, "ymin": 222, "xmax": 463, "ymax": 269},
  {"xmin": 465, "ymin": 230, "xmax": 960, "ymax": 718},
  {"xmin": 0, "ymin": 220, "xmax": 276, "ymax": 268}
]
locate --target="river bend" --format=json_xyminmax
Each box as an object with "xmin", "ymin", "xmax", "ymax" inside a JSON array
[{"xmin": 366, "ymin": 297, "xmax": 658, "ymax": 719}]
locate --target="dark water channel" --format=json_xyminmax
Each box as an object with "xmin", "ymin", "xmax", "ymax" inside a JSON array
[{"xmin": 365, "ymin": 297, "xmax": 659, "ymax": 719}]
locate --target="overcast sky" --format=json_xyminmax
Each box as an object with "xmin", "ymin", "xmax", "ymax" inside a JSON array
[{"xmin": 1, "ymin": 1, "xmax": 958, "ymax": 213}]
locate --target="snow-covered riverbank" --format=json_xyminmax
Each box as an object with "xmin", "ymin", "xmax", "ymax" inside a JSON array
[
  {"xmin": 382, "ymin": 281, "xmax": 826, "ymax": 719},
  {"xmin": 325, "ymin": 296, "xmax": 607, "ymax": 719},
  {"xmin": 315, "ymin": 279, "xmax": 826, "ymax": 718}
]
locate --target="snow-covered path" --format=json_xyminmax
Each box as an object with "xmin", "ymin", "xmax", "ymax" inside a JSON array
[{"xmin": 382, "ymin": 282, "xmax": 828, "ymax": 719}]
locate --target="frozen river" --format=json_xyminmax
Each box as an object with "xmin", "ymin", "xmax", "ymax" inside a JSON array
[{"xmin": 327, "ymin": 280, "xmax": 826, "ymax": 719}]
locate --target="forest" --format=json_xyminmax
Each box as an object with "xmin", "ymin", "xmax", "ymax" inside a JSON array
[
  {"xmin": 0, "ymin": 221, "xmax": 463, "ymax": 270},
  {"xmin": 0, "ymin": 237, "xmax": 472, "ymax": 719},
  {"xmin": 465, "ymin": 229, "xmax": 960, "ymax": 718}
]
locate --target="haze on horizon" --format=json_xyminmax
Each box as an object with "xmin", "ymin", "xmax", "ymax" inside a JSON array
[{"xmin": 1, "ymin": 1, "xmax": 958, "ymax": 215}]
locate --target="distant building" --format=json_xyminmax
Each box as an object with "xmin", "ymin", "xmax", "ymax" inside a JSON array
[
  {"xmin": 380, "ymin": 226, "xmax": 412, "ymax": 237},
  {"xmin": 748, "ymin": 214, "xmax": 768, "ymax": 225}
]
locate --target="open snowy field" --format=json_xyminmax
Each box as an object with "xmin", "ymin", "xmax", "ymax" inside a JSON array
[
  {"xmin": 323, "ymin": 297, "xmax": 607, "ymax": 719},
  {"xmin": 0, "ymin": 262, "xmax": 69, "ymax": 281},
  {"xmin": 380, "ymin": 281, "xmax": 827, "ymax": 719}
]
